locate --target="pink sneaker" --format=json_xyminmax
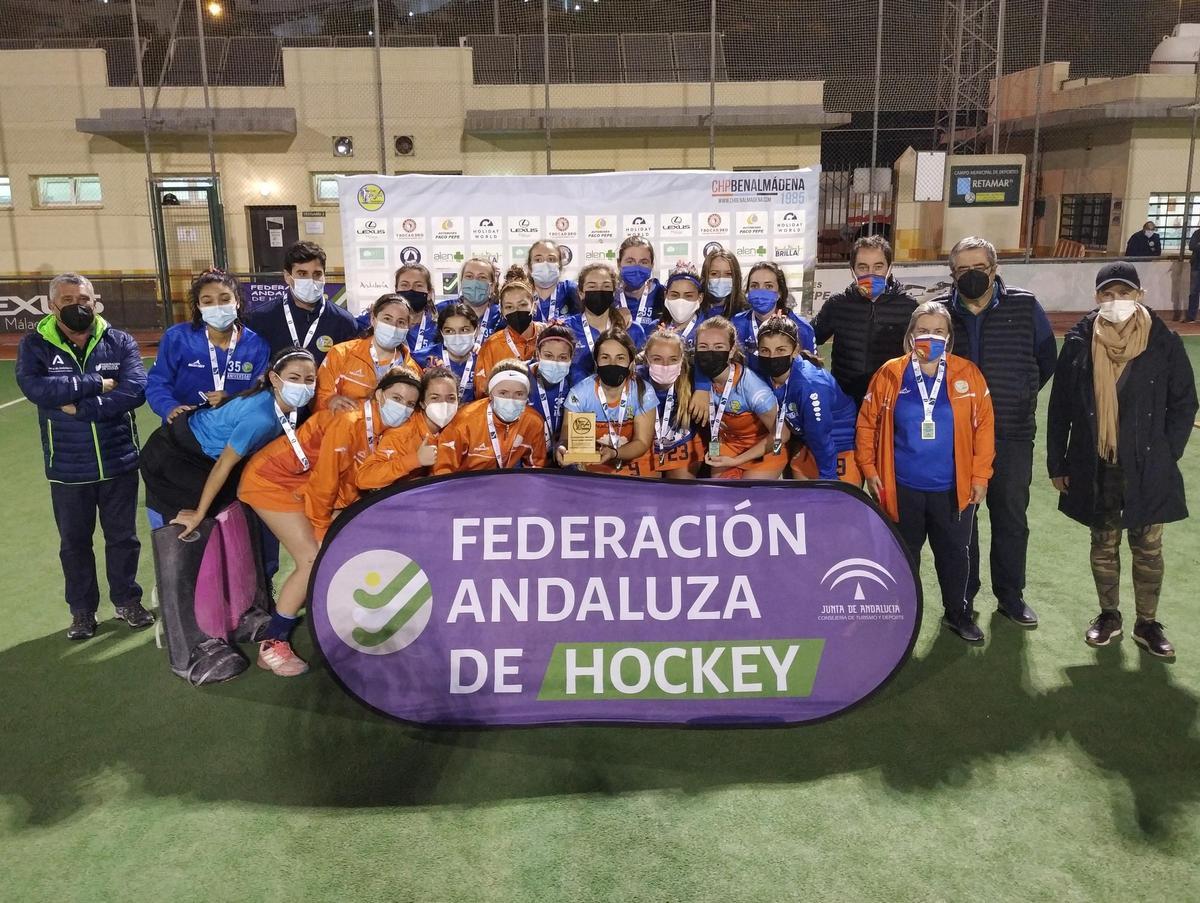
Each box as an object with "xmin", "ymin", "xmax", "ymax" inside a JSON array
[{"xmin": 257, "ymin": 639, "xmax": 309, "ymax": 677}]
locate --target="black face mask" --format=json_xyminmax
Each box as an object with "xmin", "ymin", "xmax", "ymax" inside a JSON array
[
  {"xmin": 695, "ymin": 350, "xmax": 731, "ymax": 379},
  {"xmin": 505, "ymin": 310, "xmax": 534, "ymax": 334},
  {"xmin": 399, "ymin": 289, "xmax": 429, "ymax": 312},
  {"xmin": 955, "ymin": 269, "xmax": 991, "ymax": 301},
  {"xmin": 596, "ymin": 364, "xmax": 629, "ymax": 388},
  {"xmin": 59, "ymin": 304, "xmax": 95, "ymax": 333},
  {"xmin": 758, "ymin": 354, "xmax": 792, "ymax": 379},
  {"xmin": 583, "ymin": 290, "xmax": 615, "ymax": 317}
]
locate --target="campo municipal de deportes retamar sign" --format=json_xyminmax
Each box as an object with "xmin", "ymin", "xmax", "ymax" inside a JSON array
[{"xmin": 309, "ymin": 472, "xmax": 921, "ymax": 727}]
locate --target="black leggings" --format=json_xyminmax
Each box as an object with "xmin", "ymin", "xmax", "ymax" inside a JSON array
[{"xmin": 139, "ymin": 415, "xmax": 247, "ymax": 522}]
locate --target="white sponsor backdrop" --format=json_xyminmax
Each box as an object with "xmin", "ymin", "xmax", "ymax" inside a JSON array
[
  {"xmin": 338, "ymin": 170, "xmax": 819, "ymax": 315},
  {"xmin": 813, "ymin": 258, "xmax": 1186, "ymax": 314}
]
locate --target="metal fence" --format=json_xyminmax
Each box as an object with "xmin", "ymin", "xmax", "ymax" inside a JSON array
[{"xmin": 3, "ymin": 0, "xmax": 1200, "ymax": 283}]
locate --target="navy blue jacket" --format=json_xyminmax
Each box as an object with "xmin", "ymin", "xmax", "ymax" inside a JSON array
[
  {"xmin": 936, "ymin": 277, "xmax": 1057, "ymax": 442},
  {"xmin": 17, "ymin": 315, "xmax": 146, "ymax": 483},
  {"xmin": 244, "ymin": 295, "xmax": 359, "ymax": 365}
]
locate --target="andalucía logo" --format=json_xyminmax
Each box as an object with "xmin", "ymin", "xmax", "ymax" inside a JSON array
[{"xmin": 327, "ymin": 551, "xmax": 433, "ymax": 655}]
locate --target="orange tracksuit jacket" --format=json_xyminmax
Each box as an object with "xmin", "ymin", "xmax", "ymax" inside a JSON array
[
  {"xmin": 854, "ymin": 353, "xmax": 995, "ymax": 522},
  {"xmin": 473, "ymin": 325, "xmax": 541, "ymax": 396},
  {"xmin": 315, "ymin": 337, "xmax": 421, "ymax": 411},
  {"xmin": 432, "ymin": 397, "xmax": 547, "ymax": 474},
  {"xmin": 356, "ymin": 409, "xmax": 442, "ymax": 489},
  {"xmin": 303, "ymin": 400, "xmax": 390, "ymax": 539},
  {"xmin": 238, "ymin": 409, "xmax": 336, "ymax": 513}
]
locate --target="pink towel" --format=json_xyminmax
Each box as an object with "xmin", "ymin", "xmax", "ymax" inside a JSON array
[{"xmin": 194, "ymin": 503, "xmax": 259, "ymax": 638}]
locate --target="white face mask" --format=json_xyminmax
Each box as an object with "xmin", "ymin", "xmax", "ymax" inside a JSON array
[
  {"xmin": 531, "ymin": 262, "xmax": 560, "ymax": 288},
  {"xmin": 278, "ymin": 380, "xmax": 314, "ymax": 409},
  {"xmin": 666, "ymin": 297, "xmax": 700, "ymax": 324},
  {"xmin": 1098, "ymin": 299, "xmax": 1140, "ymax": 323},
  {"xmin": 291, "ymin": 277, "xmax": 324, "ymax": 304},
  {"xmin": 442, "ymin": 333, "xmax": 476, "ymax": 357},
  {"xmin": 373, "ymin": 322, "xmax": 408, "ymax": 351},
  {"xmin": 200, "ymin": 303, "xmax": 237, "ymax": 330},
  {"xmin": 424, "ymin": 400, "xmax": 458, "ymax": 428}
]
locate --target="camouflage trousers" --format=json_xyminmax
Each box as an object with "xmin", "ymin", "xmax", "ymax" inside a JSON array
[{"xmin": 1089, "ymin": 462, "xmax": 1164, "ymax": 620}]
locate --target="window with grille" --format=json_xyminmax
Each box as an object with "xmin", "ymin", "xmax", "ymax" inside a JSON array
[
  {"xmin": 312, "ymin": 173, "xmax": 371, "ymax": 205},
  {"xmin": 1147, "ymin": 193, "xmax": 1200, "ymax": 254},
  {"xmin": 1058, "ymin": 194, "xmax": 1111, "ymax": 250},
  {"xmin": 156, "ymin": 177, "xmax": 213, "ymax": 206}
]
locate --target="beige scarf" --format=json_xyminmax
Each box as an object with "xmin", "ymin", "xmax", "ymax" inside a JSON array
[{"xmin": 1091, "ymin": 307, "xmax": 1150, "ymax": 463}]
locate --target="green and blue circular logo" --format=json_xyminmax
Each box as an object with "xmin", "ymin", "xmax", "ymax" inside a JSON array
[{"xmin": 327, "ymin": 550, "xmax": 432, "ymax": 655}]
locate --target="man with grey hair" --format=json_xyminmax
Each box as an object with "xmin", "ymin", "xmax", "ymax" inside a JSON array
[
  {"xmin": 934, "ymin": 237, "xmax": 1057, "ymax": 629},
  {"xmin": 16, "ymin": 273, "xmax": 153, "ymax": 640}
]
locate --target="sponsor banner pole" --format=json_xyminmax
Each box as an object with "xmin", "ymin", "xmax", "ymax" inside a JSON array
[
  {"xmin": 372, "ymin": 0, "xmax": 386, "ymax": 176},
  {"xmin": 708, "ymin": 0, "xmax": 717, "ymax": 170},
  {"xmin": 543, "ymin": 0, "xmax": 552, "ymax": 174}
]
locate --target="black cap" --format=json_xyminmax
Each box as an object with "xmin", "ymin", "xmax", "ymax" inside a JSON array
[{"xmin": 1096, "ymin": 261, "xmax": 1141, "ymax": 291}]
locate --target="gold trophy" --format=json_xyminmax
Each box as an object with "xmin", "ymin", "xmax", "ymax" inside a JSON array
[{"xmin": 562, "ymin": 412, "xmax": 603, "ymax": 464}]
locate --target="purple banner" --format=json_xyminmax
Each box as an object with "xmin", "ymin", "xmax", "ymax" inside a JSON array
[{"xmin": 309, "ymin": 472, "xmax": 921, "ymax": 727}]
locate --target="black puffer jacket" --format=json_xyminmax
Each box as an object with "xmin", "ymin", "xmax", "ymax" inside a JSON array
[
  {"xmin": 1046, "ymin": 309, "xmax": 1197, "ymax": 529},
  {"xmin": 812, "ymin": 277, "xmax": 918, "ymax": 407}
]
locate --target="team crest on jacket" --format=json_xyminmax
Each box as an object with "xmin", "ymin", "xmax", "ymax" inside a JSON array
[
  {"xmin": 317, "ymin": 335, "xmax": 334, "ymax": 352},
  {"xmin": 954, "ymin": 379, "xmax": 970, "ymax": 394}
]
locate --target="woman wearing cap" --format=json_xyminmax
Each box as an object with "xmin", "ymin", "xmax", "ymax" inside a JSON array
[
  {"xmin": 437, "ymin": 256, "xmax": 502, "ymax": 344},
  {"xmin": 315, "ymin": 293, "xmax": 422, "ymax": 413},
  {"xmin": 615, "ymin": 236, "xmax": 664, "ymax": 328},
  {"xmin": 435, "ymin": 359, "xmax": 548, "ymax": 472},
  {"xmin": 732, "ymin": 262, "xmax": 816, "ymax": 358},
  {"xmin": 564, "ymin": 262, "xmax": 646, "ymax": 385},
  {"xmin": 357, "ymin": 367, "xmax": 460, "ymax": 488},
  {"xmin": 1047, "ymin": 262, "xmax": 1197, "ymax": 658},
  {"xmin": 417, "ymin": 302, "xmax": 481, "ymax": 404},
  {"xmin": 699, "ymin": 249, "xmax": 746, "ymax": 320},
  {"xmin": 303, "ymin": 369, "xmax": 425, "ymax": 541},
  {"xmin": 558, "ymin": 329, "xmax": 657, "ymax": 477},
  {"xmin": 475, "ymin": 267, "xmax": 544, "ymax": 395},
  {"xmin": 693, "ymin": 317, "xmax": 785, "ymax": 479},
  {"xmin": 752, "ymin": 317, "xmax": 859, "ymax": 483},
  {"xmin": 640, "ymin": 327, "xmax": 702, "ymax": 479},
  {"xmin": 527, "ymin": 240, "xmax": 580, "ymax": 321},
  {"xmin": 856, "ymin": 301, "xmax": 994, "ymax": 643},
  {"xmin": 528, "ymin": 323, "xmax": 577, "ymax": 459}
]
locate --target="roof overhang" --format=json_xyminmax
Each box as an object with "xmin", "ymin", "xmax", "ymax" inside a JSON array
[
  {"xmin": 1002, "ymin": 98, "xmax": 1199, "ymax": 134},
  {"xmin": 76, "ymin": 107, "xmax": 297, "ymax": 137},
  {"xmin": 464, "ymin": 105, "xmax": 849, "ymax": 133}
]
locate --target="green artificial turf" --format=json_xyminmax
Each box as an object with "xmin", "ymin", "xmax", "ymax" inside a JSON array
[{"xmin": 0, "ymin": 346, "xmax": 1197, "ymax": 903}]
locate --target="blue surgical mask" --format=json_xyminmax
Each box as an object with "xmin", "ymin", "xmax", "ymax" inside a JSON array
[
  {"xmin": 460, "ymin": 278, "xmax": 491, "ymax": 306},
  {"xmin": 380, "ymin": 399, "xmax": 414, "ymax": 428},
  {"xmin": 621, "ymin": 264, "xmax": 652, "ymax": 290},
  {"xmin": 200, "ymin": 303, "xmax": 237, "ymax": 330},
  {"xmin": 537, "ymin": 359, "xmax": 570, "ymax": 385},
  {"xmin": 278, "ymin": 380, "xmax": 314, "ymax": 409},
  {"xmin": 747, "ymin": 288, "xmax": 780, "ymax": 314},
  {"xmin": 374, "ymin": 322, "xmax": 408, "ymax": 351},
  {"xmin": 707, "ymin": 277, "xmax": 733, "ymax": 299},
  {"xmin": 531, "ymin": 262, "xmax": 560, "ymax": 288},
  {"xmin": 492, "ymin": 396, "xmax": 526, "ymax": 423}
]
